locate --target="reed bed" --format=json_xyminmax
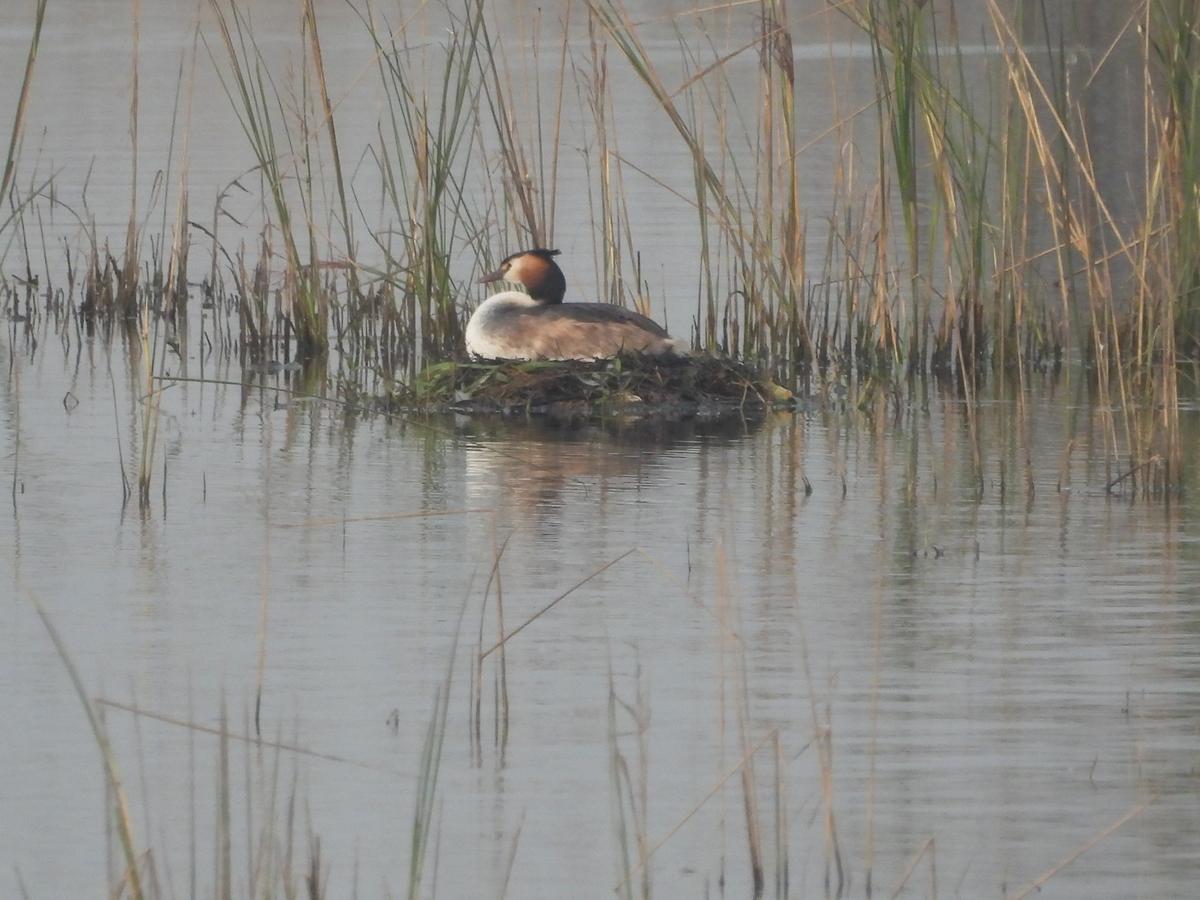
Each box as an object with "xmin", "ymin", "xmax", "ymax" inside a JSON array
[{"xmin": 1, "ymin": 0, "xmax": 1196, "ymax": 493}]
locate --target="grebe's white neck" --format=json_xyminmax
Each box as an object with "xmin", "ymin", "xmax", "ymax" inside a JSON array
[{"xmin": 465, "ymin": 290, "xmax": 539, "ymax": 359}]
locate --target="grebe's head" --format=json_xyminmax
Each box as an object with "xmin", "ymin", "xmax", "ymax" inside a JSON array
[{"xmin": 478, "ymin": 248, "xmax": 565, "ymax": 304}]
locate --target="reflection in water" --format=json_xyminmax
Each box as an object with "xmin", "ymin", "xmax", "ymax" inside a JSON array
[
  {"xmin": 9, "ymin": 320, "xmax": 1200, "ymax": 896},
  {"xmin": 455, "ymin": 412, "xmax": 764, "ymax": 524}
]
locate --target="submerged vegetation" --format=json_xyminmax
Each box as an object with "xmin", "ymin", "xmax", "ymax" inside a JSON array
[{"xmin": 1, "ymin": 0, "xmax": 1198, "ymax": 498}]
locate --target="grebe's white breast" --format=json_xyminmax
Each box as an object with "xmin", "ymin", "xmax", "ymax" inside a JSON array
[{"xmin": 464, "ymin": 290, "xmax": 540, "ymax": 360}]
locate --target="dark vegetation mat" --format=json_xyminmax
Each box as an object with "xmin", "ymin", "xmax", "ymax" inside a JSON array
[{"xmin": 387, "ymin": 354, "xmax": 801, "ymax": 421}]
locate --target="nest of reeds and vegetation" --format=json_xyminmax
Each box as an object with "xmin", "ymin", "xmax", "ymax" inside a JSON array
[{"xmin": 388, "ymin": 353, "xmax": 799, "ymax": 421}]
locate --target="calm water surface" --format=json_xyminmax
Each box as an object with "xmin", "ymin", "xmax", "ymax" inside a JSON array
[
  {"xmin": 5, "ymin": 326, "xmax": 1200, "ymax": 898},
  {"xmin": 3, "ymin": 1, "xmax": 1200, "ymax": 898}
]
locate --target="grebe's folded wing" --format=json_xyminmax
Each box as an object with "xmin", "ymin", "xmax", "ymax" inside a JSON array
[{"xmin": 530, "ymin": 302, "xmax": 671, "ymax": 337}]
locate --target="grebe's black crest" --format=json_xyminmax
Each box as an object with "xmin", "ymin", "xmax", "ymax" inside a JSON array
[{"xmin": 517, "ymin": 248, "xmax": 560, "ymax": 261}]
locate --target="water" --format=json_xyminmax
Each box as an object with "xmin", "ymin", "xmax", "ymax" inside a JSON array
[
  {"xmin": 6, "ymin": 343, "xmax": 1199, "ymax": 896},
  {"xmin": 3, "ymin": 1, "xmax": 1200, "ymax": 898}
]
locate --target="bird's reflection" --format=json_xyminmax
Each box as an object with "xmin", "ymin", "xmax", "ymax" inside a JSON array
[{"xmin": 456, "ymin": 412, "xmax": 769, "ymax": 528}]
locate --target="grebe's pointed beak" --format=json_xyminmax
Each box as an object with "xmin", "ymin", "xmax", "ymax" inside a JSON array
[{"xmin": 478, "ymin": 268, "xmax": 506, "ymax": 284}]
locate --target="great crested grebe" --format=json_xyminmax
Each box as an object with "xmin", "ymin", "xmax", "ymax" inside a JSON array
[{"xmin": 465, "ymin": 248, "xmax": 687, "ymax": 361}]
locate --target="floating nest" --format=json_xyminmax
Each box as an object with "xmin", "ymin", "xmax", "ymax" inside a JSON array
[{"xmin": 389, "ymin": 354, "xmax": 800, "ymax": 421}]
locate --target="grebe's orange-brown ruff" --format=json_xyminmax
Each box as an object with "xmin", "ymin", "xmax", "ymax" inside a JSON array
[{"xmin": 465, "ymin": 249, "xmax": 687, "ymax": 361}]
